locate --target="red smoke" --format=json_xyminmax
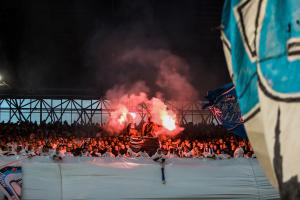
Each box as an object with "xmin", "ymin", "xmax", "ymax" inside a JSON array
[
  {"xmin": 103, "ymin": 48, "xmax": 197, "ymax": 137},
  {"xmin": 119, "ymin": 48, "xmax": 198, "ymax": 102}
]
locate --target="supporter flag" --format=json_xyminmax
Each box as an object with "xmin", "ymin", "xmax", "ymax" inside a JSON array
[
  {"xmin": 0, "ymin": 166, "xmax": 22, "ymax": 200},
  {"xmin": 130, "ymin": 137, "xmax": 144, "ymax": 152},
  {"xmin": 222, "ymin": 0, "xmax": 300, "ymax": 198},
  {"xmin": 204, "ymin": 83, "xmax": 247, "ymax": 138},
  {"xmin": 130, "ymin": 136, "xmax": 159, "ymax": 157}
]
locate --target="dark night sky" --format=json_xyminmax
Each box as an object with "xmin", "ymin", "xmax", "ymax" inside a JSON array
[{"xmin": 0, "ymin": 0, "xmax": 230, "ymax": 98}]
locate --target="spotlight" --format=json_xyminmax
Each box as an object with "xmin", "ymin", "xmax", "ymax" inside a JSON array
[{"xmin": 0, "ymin": 74, "xmax": 9, "ymax": 87}]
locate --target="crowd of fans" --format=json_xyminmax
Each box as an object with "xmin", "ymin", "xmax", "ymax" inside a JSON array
[{"xmin": 0, "ymin": 121, "xmax": 255, "ymax": 160}]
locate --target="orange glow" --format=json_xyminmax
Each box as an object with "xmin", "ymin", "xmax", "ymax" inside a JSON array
[{"xmin": 104, "ymin": 92, "xmax": 184, "ymax": 136}]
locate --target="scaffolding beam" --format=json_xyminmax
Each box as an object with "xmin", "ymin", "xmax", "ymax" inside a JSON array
[{"xmin": 0, "ymin": 96, "xmax": 215, "ymax": 125}]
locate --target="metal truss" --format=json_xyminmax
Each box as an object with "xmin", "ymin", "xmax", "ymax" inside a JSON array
[
  {"xmin": 165, "ymin": 101, "xmax": 216, "ymax": 126},
  {"xmin": 0, "ymin": 97, "xmax": 215, "ymax": 125}
]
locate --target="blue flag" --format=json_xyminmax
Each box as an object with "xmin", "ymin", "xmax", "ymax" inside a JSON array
[{"xmin": 204, "ymin": 83, "xmax": 246, "ymax": 138}]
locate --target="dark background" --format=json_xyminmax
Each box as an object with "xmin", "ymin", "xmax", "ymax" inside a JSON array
[{"xmin": 0, "ymin": 0, "xmax": 229, "ymax": 98}]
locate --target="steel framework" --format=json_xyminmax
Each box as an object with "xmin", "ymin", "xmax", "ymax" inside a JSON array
[{"xmin": 0, "ymin": 96, "xmax": 215, "ymax": 126}]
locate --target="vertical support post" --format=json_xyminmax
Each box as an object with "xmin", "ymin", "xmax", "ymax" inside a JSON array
[
  {"xmin": 61, "ymin": 99, "xmax": 63, "ymax": 124},
  {"xmin": 100, "ymin": 100, "xmax": 103, "ymax": 125},
  {"xmin": 29, "ymin": 99, "xmax": 32, "ymax": 122},
  {"xmin": 81, "ymin": 99, "xmax": 83, "ymax": 125},
  {"xmin": 50, "ymin": 99, "xmax": 53, "ymax": 123},
  {"xmin": 90, "ymin": 99, "xmax": 92, "ymax": 124},
  {"xmin": 39, "ymin": 99, "xmax": 42, "ymax": 124},
  {"xmin": 71, "ymin": 100, "xmax": 73, "ymax": 124}
]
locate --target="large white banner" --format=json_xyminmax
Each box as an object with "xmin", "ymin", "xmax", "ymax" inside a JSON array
[{"xmin": 1, "ymin": 157, "xmax": 279, "ymax": 199}]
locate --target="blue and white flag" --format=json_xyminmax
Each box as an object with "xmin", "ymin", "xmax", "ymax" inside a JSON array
[
  {"xmin": 204, "ymin": 83, "xmax": 247, "ymax": 138},
  {"xmin": 222, "ymin": 0, "xmax": 300, "ymax": 198}
]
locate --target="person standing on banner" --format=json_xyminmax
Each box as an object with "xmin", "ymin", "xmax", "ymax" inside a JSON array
[
  {"xmin": 152, "ymin": 148, "xmax": 166, "ymax": 184},
  {"xmin": 126, "ymin": 122, "xmax": 138, "ymax": 137},
  {"xmin": 142, "ymin": 117, "xmax": 156, "ymax": 137}
]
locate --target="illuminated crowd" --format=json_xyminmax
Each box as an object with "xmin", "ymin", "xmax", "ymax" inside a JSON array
[{"xmin": 0, "ymin": 121, "xmax": 255, "ymax": 159}]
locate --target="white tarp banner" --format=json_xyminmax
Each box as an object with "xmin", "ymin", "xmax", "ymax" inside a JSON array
[{"xmin": 1, "ymin": 157, "xmax": 279, "ymax": 200}]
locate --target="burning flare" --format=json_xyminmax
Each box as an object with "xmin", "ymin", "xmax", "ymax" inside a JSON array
[
  {"xmin": 129, "ymin": 112, "xmax": 137, "ymax": 119},
  {"xmin": 105, "ymin": 92, "xmax": 183, "ymax": 136},
  {"xmin": 118, "ymin": 107, "xmax": 128, "ymax": 124},
  {"xmin": 161, "ymin": 113, "xmax": 176, "ymax": 131}
]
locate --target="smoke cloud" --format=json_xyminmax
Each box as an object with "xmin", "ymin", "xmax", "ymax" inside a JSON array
[{"xmin": 115, "ymin": 47, "xmax": 199, "ymax": 102}]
